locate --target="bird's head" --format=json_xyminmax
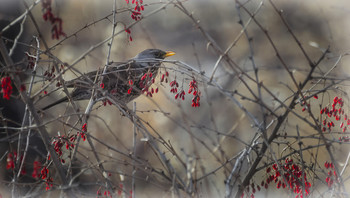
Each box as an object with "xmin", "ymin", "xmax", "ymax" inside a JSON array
[{"xmin": 134, "ymin": 49, "xmax": 176, "ymax": 60}]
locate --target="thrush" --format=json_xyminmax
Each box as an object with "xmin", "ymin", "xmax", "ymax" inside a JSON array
[{"xmin": 41, "ymin": 49, "xmax": 175, "ymax": 110}]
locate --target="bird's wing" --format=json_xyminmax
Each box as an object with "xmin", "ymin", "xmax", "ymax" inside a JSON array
[
  {"xmin": 64, "ymin": 70, "xmax": 101, "ymax": 88},
  {"xmin": 63, "ymin": 59, "xmax": 155, "ymax": 95}
]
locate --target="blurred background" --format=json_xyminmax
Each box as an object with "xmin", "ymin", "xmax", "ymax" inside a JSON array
[{"xmin": 1, "ymin": 0, "xmax": 350, "ymax": 197}]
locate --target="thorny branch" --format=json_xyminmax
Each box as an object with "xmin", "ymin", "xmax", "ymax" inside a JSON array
[{"xmin": 1, "ymin": 0, "xmax": 350, "ymax": 197}]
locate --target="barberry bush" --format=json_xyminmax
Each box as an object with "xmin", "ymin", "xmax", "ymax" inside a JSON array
[{"xmin": 0, "ymin": 0, "xmax": 350, "ymax": 198}]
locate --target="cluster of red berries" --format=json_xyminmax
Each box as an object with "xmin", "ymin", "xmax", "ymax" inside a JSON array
[
  {"xmin": 320, "ymin": 96, "xmax": 348, "ymax": 133},
  {"xmin": 317, "ymin": 96, "xmax": 350, "ymax": 142},
  {"xmin": 245, "ymin": 158, "xmax": 311, "ymax": 198},
  {"xmin": 125, "ymin": 0, "xmax": 144, "ymax": 21},
  {"xmin": 169, "ymin": 79, "xmax": 186, "ymax": 100},
  {"xmin": 41, "ymin": 64, "xmax": 65, "ymax": 95},
  {"xmin": 6, "ymin": 152, "xmax": 17, "ymax": 170},
  {"xmin": 1, "ymin": 76, "xmax": 13, "ymax": 100},
  {"xmin": 42, "ymin": 64, "xmax": 65, "ymax": 88},
  {"xmin": 188, "ymin": 79, "xmax": 200, "ymax": 107},
  {"xmin": 40, "ymin": 166, "xmax": 53, "ymax": 190},
  {"xmin": 43, "ymin": 124, "xmax": 86, "ymax": 191},
  {"xmin": 43, "ymin": 65, "xmax": 58, "ymax": 81},
  {"xmin": 160, "ymin": 71, "xmax": 169, "ymax": 83},
  {"xmin": 41, "ymin": 0, "xmax": 66, "ymax": 39},
  {"xmin": 175, "ymin": 90, "xmax": 186, "ymax": 100},
  {"xmin": 166, "ymin": 74, "xmax": 201, "ymax": 107},
  {"xmin": 52, "ymin": 133, "xmax": 76, "ymax": 163},
  {"xmin": 169, "ymin": 80, "xmax": 179, "ymax": 94},
  {"xmin": 139, "ymin": 72, "xmax": 157, "ymax": 97},
  {"xmin": 78, "ymin": 123, "xmax": 87, "ymax": 141},
  {"xmin": 97, "ymin": 189, "xmax": 112, "ymax": 198},
  {"xmin": 125, "ymin": 28, "xmax": 133, "ymax": 42},
  {"xmin": 127, "ymin": 79, "xmax": 134, "ymax": 94},
  {"xmin": 324, "ymin": 161, "xmax": 339, "ymax": 188},
  {"xmin": 6, "ymin": 151, "xmax": 52, "ymax": 189}
]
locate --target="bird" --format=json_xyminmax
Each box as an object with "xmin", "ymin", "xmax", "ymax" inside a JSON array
[{"xmin": 41, "ymin": 49, "xmax": 175, "ymax": 110}]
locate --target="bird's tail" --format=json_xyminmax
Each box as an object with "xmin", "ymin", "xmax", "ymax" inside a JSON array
[{"xmin": 41, "ymin": 97, "xmax": 69, "ymax": 111}]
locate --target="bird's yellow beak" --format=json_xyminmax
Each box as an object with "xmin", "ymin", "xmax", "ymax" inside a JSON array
[{"xmin": 164, "ymin": 51, "xmax": 176, "ymax": 58}]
